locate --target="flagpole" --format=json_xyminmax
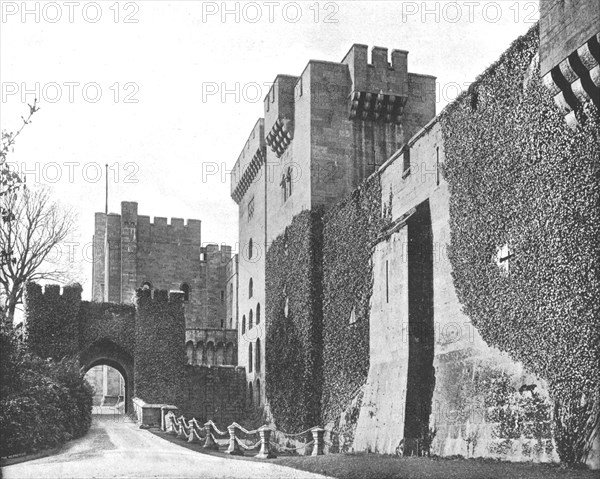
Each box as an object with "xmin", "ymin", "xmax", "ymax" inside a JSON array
[{"xmin": 105, "ymin": 164, "xmax": 108, "ymax": 214}]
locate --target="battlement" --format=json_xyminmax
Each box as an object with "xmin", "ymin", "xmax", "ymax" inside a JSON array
[
  {"xmin": 341, "ymin": 44, "xmax": 410, "ymax": 124},
  {"xmin": 200, "ymin": 243, "xmax": 232, "ymax": 262},
  {"xmin": 341, "ymin": 44, "xmax": 409, "ymax": 95},
  {"xmin": 136, "ymin": 287, "xmax": 184, "ymax": 304},
  {"xmin": 264, "ymin": 75, "xmax": 298, "ymax": 158},
  {"xmin": 136, "ymin": 214, "xmax": 202, "ymax": 245},
  {"xmin": 26, "ymin": 282, "xmax": 83, "ymax": 302},
  {"xmin": 231, "ymin": 118, "xmax": 266, "ymax": 203}
]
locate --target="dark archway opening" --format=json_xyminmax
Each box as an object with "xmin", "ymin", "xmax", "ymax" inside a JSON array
[
  {"xmin": 80, "ymin": 339, "xmax": 134, "ymax": 414},
  {"xmin": 403, "ymin": 200, "xmax": 436, "ymax": 456}
]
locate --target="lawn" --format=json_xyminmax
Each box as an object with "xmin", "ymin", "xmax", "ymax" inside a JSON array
[{"xmin": 150, "ymin": 429, "xmax": 598, "ymax": 479}]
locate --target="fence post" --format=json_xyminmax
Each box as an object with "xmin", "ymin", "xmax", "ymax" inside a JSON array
[
  {"xmin": 187, "ymin": 420, "xmax": 200, "ymax": 443},
  {"xmin": 311, "ymin": 427, "xmax": 325, "ymax": 456},
  {"xmin": 226, "ymin": 423, "xmax": 243, "ymax": 455},
  {"xmin": 255, "ymin": 425, "xmax": 276, "ymax": 459},
  {"xmin": 203, "ymin": 421, "xmax": 219, "ymax": 450},
  {"xmin": 176, "ymin": 417, "xmax": 187, "ymax": 440},
  {"xmin": 165, "ymin": 412, "xmax": 177, "ymax": 436}
]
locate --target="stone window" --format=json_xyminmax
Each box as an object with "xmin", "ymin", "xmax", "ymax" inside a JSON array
[
  {"xmin": 286, "ymin": 167, "xmax": 293, "ymax": 198},
  {"xmin": 256, "ymin": 378, "xmax": 261, "ymax": 406},
  {"xmin": 220, "ymin": 290, "xmax": 224, "ymax": 303},
  {"xmin": 180, "ymin": 283, "xmax": 190, "ymax": 302},
  {"xmin": 248, "ymin": 238, "xmax": 253, "ymax": 259},
  {"xmin": 242, "ymin": 315, "xmax": 246, "ymax": 334},
  {"xmin": 249, "ymin": 278, "xmax": 253, "ymax": 298},
  {"xmin": 403, "ymin": 146, "xmax": 411, "ymax": 177},
  {"xmin": 249, "ymin": 309, "xmax": 253, "ymax": 329},
  {"xmin": 248, "ymin": 196, "xmax": 255, "ymax": 221},
  {"xmin": 349, "ymin": 306, "xmax": 356, "ymax": 324},
  {"xmin": 248, "ymin": 343, "xmax": 253, "ymax": 373},
  {"xmin": 436, "ymin": 146, "xmax": 440, "ymax": 186},
  {"xmin": 386, "ymin": 260, "xmax": 389, "ymax": 303},
  {"xmin": 256, "ymin": 303, "xmax": 260, "ymax": 325},
  {"xmin": 495, "ymin": 243, "xmax": 514, "ymax": 276},
  {"xmin": 248, "ymin": 381, "xmax": 253, "ymax": 406},
  {"xmin": 281, "ymin": 175, "xmax": 287, "ymax": 203},
  {"xmin": 255, "ymin": 338, "xmax": 261, "ymax": 372}
]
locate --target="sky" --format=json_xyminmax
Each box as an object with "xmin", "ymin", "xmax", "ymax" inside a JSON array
[{"xmin": 0, "ymin": 0, "xmax": 539, "ymax": 300}]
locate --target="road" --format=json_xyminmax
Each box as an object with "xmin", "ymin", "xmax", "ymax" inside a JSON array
[{"xmin": 2, "ymin": 415, "xmax": 332, "ymax": 479}]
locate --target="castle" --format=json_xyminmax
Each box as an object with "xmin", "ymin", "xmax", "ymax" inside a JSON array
[
  {"xmin": 230, "ymin": 43, "xmax": 436, "ymax": 407},
  {"xmin": 228, "ymin": 0, "xmax": 599, "ymax": 466},
  {"xmin": 91, "ymin": 201, "xmax": 238, "ymax": 367},
  {"xmin": 74, "ymin": 0, "xmax": 599, "ymax": 466}
]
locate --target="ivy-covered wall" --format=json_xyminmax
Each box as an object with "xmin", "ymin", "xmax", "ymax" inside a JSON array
[
  {"xmin": 265, "ymin": 209, "xmax": 324, "ymax": 432},
  {"xmin": 182, "ymin": 365, "xmax": 246, "ymax": 428},
  {"xmin": 439, "ymin": 25, "xmax": 599, "ymax": 464},
  {"xmin": 320, "ymin": 174, "xmax": 385, "ymax": 430},
  {"xmin": 25, "ymin": 283, "xmax": 188, "ymax": 412},
  {"xmin": 134, "ymin": 289, "xmax": 186, "ymax": 406},
  {"xmin": 78, "ymin": 302, "xmax": 135, "ymax": 357},
  {"xmin": 26, "ymin": 283, "xmax": 81, "ymax": 360}
]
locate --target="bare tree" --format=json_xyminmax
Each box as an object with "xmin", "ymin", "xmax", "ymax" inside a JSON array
[
  {"xmin": 1, "ymin": 100, "xmax": 39, "ymax": 198},
  {"xmin": 0, "ymin": 185, "xmax": 77, "ymax": 325}
]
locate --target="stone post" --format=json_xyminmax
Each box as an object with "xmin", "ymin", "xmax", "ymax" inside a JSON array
[
  {"xmin": 187, "ymin": 420, "xmax": 200, "ymax": 444},
  {"xmin": 255, "ymin": 426, "xmax": 276, "ymax": 459},
  {"xmin": 311, "ymin": 427, "xmax": 325, "ymax": 456},
  {"xmin": 161, "ymin": 406, "xmax": 178, "ymax": 432},
  {"xmin": 226, "ymin": 424, "xmax": 243, "ymax": 455},
  {"xmin": 203, "ymin": 422, "xmax": 219, "ymax": 450}
]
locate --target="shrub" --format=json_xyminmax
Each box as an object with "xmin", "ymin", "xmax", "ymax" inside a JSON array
[{"xmin": 0, "ymin": 328, "xmax": 93, "ymax": 458}]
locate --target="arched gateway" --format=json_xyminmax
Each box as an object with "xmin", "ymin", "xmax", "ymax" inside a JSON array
[{"xmin": 24, "ymin": 283, "xmax": 186, "ymax": 414}]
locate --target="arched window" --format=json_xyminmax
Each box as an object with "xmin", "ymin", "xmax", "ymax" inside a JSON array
[
  {"xmin": 141, "ymin": 281, "xmax": 152, "ymax": 290},
  {"xmin": 256, "ymin": 303, "xmax": 260, "ymax": 325},
  {"xmin": 249, "ymin": 278, "xmax": 253, "ymax": 298},
  {"xmin": 248, "ymin": 343, "xmax": 253, "ymax": 373},
  {"xmin": 286, "ymin": 167, "xmax": 293, "ymax": 198},
  {"xmin": 255, "ymin": 338, "xmax": 261, "ymax": 372},
  {"xmin": 281, "ymin": 174, "xmax": 287, "ymax": 202},
  {"xmin": 180, "ymin": 283, "xmax": 190, "ymax": 302},
  {"xmin": 186, "ymin": 341, "xmax": 194, "ymax": 365},
  {"xmin": 248, "ymin": 238, "xmax": 253, "ymax": 259},
  {"xmin": 249, "ymin": 309, "xmax": 253, "ymax": 329},
  {"xmin": 242, "ymin": 315, "xmax": 246, "ymax": 334},
  {"xmin": 206, "ymin": 342, "xmax": 215, "ymax": 366}
]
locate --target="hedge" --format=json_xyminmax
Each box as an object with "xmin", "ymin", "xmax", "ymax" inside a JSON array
[
  {"xmin": 0, "ymin": 327, "xmax": 93, "ymax": 458},
  {"xmin": 440, "ymin": 24, "xmax": 600, "ymax": 464}
]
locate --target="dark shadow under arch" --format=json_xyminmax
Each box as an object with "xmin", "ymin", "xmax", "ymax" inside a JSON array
[{"xmin": 80, "ymin": 338, "xmax": 134, "ymax": 413}]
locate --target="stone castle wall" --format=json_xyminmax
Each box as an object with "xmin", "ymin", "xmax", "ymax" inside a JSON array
[{"xmin": 92, "ymin": 202, "xmax": 230, "ymax": 331}]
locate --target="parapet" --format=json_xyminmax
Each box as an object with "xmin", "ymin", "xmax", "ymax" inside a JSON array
[
  {"xmin": 25, "ymin": 282, "xmax": 83, "ymax": 303},
  {"xmin": 136, "ymin": 215, "xmax": 202, "ymax": 245},
  {"xmin": 231, "ymin": 118, "xmax": 266, "ymax": 204},
  {"xmin": 200, "ymin": 243, "xmax": 232, "ymax": 262},
  {"xmin": 264, "ymin": 75, "xmax": 298, "ymax": 158},
  {"xmin": 136, "ymin": 288, "xmax": 183, "ymax": 304},
  {"xmin": 342, "ymin": 44, "xmax": 410, "ymax": 123}
]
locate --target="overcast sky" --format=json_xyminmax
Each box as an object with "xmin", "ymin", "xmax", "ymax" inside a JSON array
[{"xmin": 0, "ymin": 1, "xmax": 538, "ymax": 299}]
